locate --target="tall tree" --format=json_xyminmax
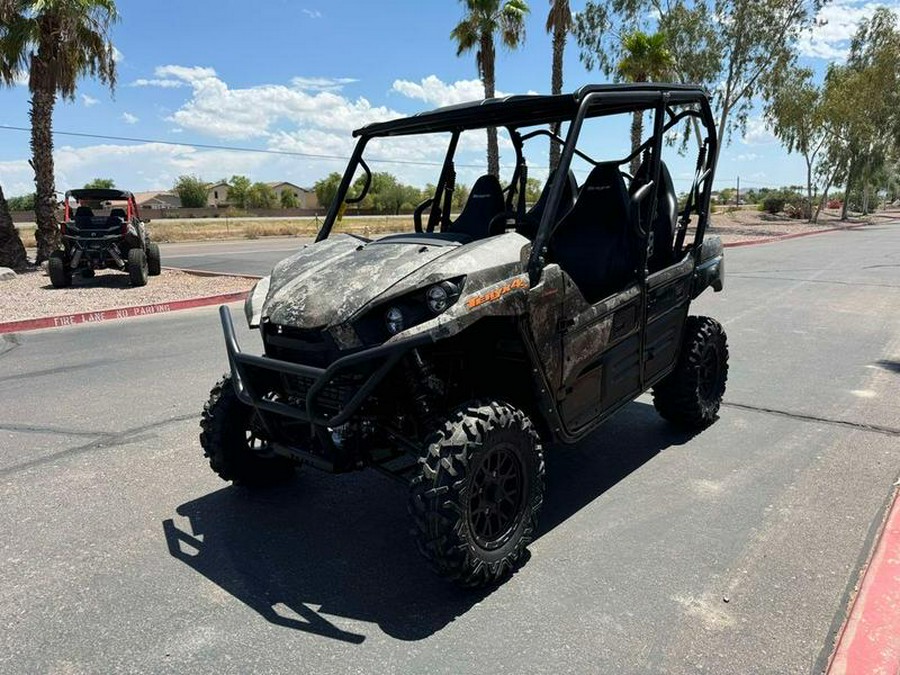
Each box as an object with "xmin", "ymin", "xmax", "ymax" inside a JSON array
[
  {"xmin": 574, "ymin": 0, "xmax": 821, "ymax": 154},
  {"xmin": 451, "ymin": 0, "xmax": 529, "ymax": 177},
  {"xmin": 765, "ymin": 67, "xmax": 826, "ymax": 221},
  {"xmin": 0, "ymin": 0, "xmax": 118, "ymax": 263},
  {"xmin": 228, "ymin": 175, "xmax": 251, "ymax": 209},
  {"xmin": 616, "ymin": 30, "xmax": 673, "ymax": 174},
  {"xmin": 173, "ymin": 175, "xmax": 208, "ymax": 208},
  {"xmin": 546, "ymin": 0, "xmax": 571, "ymax": 171},
  {"xmin": 0, "ymin": 183, "xmax": 28, "ymax": 270},
  {"xmin": 83, "ymin": 177, "xmax": 114, "ymax": 189}
]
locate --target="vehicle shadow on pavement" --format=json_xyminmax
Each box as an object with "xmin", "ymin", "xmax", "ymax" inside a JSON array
[
  {"xmin": 162, "ymin": 401, "xmax": 694, "ymax": 644},
  {"xmin": 42, "ymin": 273, "xmax": 133, "ymax": 290}
]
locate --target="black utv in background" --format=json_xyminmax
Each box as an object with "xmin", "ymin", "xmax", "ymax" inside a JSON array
[
  {"xmin": 50, "ymin": 188, "xmax": 161, "ymax": 288},
  {"xmin": 201, "ymin": 84, "xmax": 728, "ymax": 588}
]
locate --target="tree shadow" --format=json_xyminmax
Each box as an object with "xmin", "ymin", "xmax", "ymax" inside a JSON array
[{"xmin": 163, "ymin": 400, "xmax": 696, "ymax": 644}]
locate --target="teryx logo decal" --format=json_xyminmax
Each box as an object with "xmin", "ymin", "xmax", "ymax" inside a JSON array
[{"xmin": 466, "ymin": 277, "xmax": 528, "ymax": 309}]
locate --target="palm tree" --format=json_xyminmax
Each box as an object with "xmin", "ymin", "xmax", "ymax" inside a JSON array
[
  {"xmin": 546, "ymin": 0, "xmax": 571, "ymax": 172},
  {"xmin": 0, "ymin": 183, "xmax": 29, "ymax": 270},
  {"xmin": 616, "ymin": 31, "xmax": 674, "ymax": 175},
  {"xmin": 451, "ymin": 0, "xmax": 529, "ymax": 177},
  {"xmin": 0, "ymin": 0, "xmax": 118, "ymax": 264}
]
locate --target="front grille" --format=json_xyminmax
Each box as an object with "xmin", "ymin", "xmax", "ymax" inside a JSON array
[
  {"xmin": 263, "ymin": 323, "xmax": 334, "ymax": 368},
  {"xmin": 280, "ymin": 371, "xmax": 363, "ymax": 414}
]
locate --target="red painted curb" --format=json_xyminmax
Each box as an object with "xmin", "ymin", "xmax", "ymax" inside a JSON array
[
  {"xmin": 0, "ymin": 291, "xmax": 249, "ymax": 335},
  {"xmin": 722, "ymin": 222, "xmax": 872, "ymax": 248},
  {"xmin": 828, "ymin": 488, "xmax": 900, "ymax": 674}
]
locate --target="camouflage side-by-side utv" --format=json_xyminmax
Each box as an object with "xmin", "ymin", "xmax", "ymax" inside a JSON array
[{"xmin": 200, "ymin": 84, "xmax": 728, "ymax": 587}]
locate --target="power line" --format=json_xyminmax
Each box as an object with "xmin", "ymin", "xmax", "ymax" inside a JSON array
[
  {"xmin": 0, "ymin": 124, "xmax": 497, "ymax": 169},
  {"xmin": 0, "ymin": 124, "xmax": 782, "ymax": 187}
]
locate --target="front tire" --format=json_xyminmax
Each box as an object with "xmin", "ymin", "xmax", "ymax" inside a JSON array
[
  {"xmin": 409, "ymin": 401, "xmax": 545, "ymax": 588},
  {"xmin": 48, "ymin": 251, "xmax": 72, "ymax": 288},
  {"xmin": 199, "ymin": 375, "xmax": 296, "ymax": 486},
  {"xmin": 128, "ymin": 248, "xmax": 148, "ymax": 286},
  {"xmin": 146, "ymin": 243, "xmax": 161, "ymax": 276},
  {"xmin": 653, "ymin": 316, "xmax": 729, "ymax": 429}
]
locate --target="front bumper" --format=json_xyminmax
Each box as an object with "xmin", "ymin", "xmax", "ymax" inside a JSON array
[{"xmin": 220, "ymin": 306, "xmax": 430, "ymax": 428}]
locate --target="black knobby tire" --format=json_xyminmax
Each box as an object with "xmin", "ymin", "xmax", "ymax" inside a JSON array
[
  {"xmin": 409, "ymin": 401, "xmax": 545, "ymax": 588},
  {"xmin": 653, "ymin": 316, "xmax": 729, "ymax": 429},
  {"xmin": 146, "ymin": 243, "xmax": 161, "ymax": 276},
  {"xmin": 199, "ymin": 375, "xmax": 296, "ymax": 486},
  {"xmin": 48, "ymin": 251, "xmax": 72, "ymax": 288},
  {"xmin": 128, "ymin": 248, "xmax": 148, "ymax": 287},
  {"xmin": 81, "ymin": 268, "xmax": 95, "ymax": 279}
]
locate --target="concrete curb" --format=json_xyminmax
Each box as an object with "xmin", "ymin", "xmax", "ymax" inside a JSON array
[
  {"xmin": 722, "ymin": 222, "xmax": 873, "ymax": 248},
  {"xmin": 827, "ymin": 487, "xmax": 900, "ymax": 674},
  {"xmin": 162, "ymin": 266, "xmax": 263, "ymax": 280},
  {"xmin": 0, "ymin": 290, "xmax": 249, "ymax": 335}
]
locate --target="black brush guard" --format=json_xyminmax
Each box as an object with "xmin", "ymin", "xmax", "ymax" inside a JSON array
[{"xmin": 219, "ymin": 305, "xmax": 430, "ymax": 428}]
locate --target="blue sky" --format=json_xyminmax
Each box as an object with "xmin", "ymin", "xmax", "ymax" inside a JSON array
[{"xmin": 1, "ymin": 0, "xmax": 897, "ymax": 198}]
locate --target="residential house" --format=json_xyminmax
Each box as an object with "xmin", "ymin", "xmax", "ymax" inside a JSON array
[
  {"xmin": 266, "ymin": 181, "xmax": 318, "ymax": 209},
  {"xmin": 207, "ymin": 181, "xmax": 231, "ymax": 207},
  {"xmin": 133, "ymin": 191, "xmax": 182, "ymax": 210}
]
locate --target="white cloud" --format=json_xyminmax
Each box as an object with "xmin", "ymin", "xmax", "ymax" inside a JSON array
[
  {"xmin": 121, "ymin": 112, "xmax": 139, "ymax": 124},
  {"xmin": 144, "ymin": 64, "xmax": 400, "ymax": 140},
  {"xmin": 741, "ymin": 116, "xmax": 776, "ymax": 145},
  {"xmin": 302, "ymin": 9, "xmax": 322, "ymax": 19},
  {"xmin": 391, "ymin": 75, "xmax": 503, "ymax": 108},
  {"xmin": 798, "ymin": 0, "xmax": 900, "ymax": 61},
  {"xmin": 131, "ymin": 78, "xmax": 186, "ymax": 88},
  {"xmin": 736, "ymin": 152, "xmax": 760, "ymax": 162},
  {"xmin": 112, "ymin": 47, "xmax": 124, "ymax": 64},
  {"xmin": 81, "ymin": 94, "xmax": 99, "ymax": 107},
  {"xmin": 291, "ymin": 76, "xmax": 358, "ymax": 92}
]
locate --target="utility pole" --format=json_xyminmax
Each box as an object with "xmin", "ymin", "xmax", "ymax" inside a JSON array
[{"xmin": 736, "ymin": 176, "xmax": 740, "ymax": 207}]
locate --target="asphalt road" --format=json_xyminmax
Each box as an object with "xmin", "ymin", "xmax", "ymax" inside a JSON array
[
  {"xmin": 2, "ymin": 224, "xmax": 899, "ymax": 673},
  {"xmin": 160, "ymin": 238, "xmax": 312, "ymax": 276}
]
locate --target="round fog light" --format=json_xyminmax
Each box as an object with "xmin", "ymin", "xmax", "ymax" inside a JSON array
[
  {"xmin": 426, "ymin": 284, "xmax": 450, "ymax": 313},
  {"xmin": 385, "ymin": 306, "xmax": 405, "ymax": 335}
]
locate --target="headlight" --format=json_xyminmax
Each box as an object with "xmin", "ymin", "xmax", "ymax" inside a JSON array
[
  {"xmin": 426, "ymin": 284, "xmax": 449, "ymax": 313},
  {"xmin": 385, "ymin": 306, "xmax": 405, "ymax": 335},
  {"xmin": 244, "ymin": 275, "xmax": 271, "ymax": 328}
]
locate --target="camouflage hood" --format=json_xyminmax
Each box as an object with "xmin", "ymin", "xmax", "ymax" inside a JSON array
[{"xmin": 262, "ymin": 234, "xmax": 459, "ymax": 328}]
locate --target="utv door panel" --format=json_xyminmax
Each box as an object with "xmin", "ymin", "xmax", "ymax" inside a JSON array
[
  {"xmin": 644, "ymin": 263, "xmax": 692, "ymax": 383},
  {"xmin": 559, "ymin": 283, "xmax": 641, "ymax": 430}
]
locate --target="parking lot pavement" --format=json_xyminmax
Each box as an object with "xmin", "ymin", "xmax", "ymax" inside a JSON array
[{"xmin": 1, "ymin": 223, "xmax": 898, "ymax": 673}]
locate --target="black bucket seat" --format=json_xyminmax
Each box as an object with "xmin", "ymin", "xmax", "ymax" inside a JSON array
[
  {"xmin": 519, "ymin": 169, "xmax": 578, "ymax": 240},
  {"xmin": 549, "ymin": 162, "xmax": 637, "ymax": 303},
  {"xmin": 446, "ymin": 174, "xmax": 505, "ymax": 240},
  {"xmin": 631, "ymin": 159, "xmax": 677, "ymax": 272}
]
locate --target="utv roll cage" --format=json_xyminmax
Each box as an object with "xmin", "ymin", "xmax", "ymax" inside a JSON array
[{"xmin": 317, "ymin": 83, "xmax": 719, "ymax": 282}]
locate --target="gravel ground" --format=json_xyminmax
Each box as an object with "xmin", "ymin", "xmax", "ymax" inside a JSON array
[
  {"xmin": 708, "ymin": 208, "xmax": 896, "ymax": 244},
  {"xmin": 0, "ymin": 268, "xmax": 254, "ymax": 324}
]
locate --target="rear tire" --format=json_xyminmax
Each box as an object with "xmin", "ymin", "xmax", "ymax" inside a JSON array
[
  {"xmin": 48, "ymin": 251, "xmax": 72, "ymax": 288},
  {"xmin": 199, "ymin": 375, "xmax": 296, "ymax": 486},
  {"xmin": 409, "ymin": 400, "xmax": 544, "ymax": 588},
  {"xmin": 128, "ymin": 248, "xmax": 148, "ymax": 287},
  {"xmin": 146, "ymin": 243, "xmax": 161, "ymax": 276},
  {"xmin": 653, "ymin": 316, "xmax": 729, "ymax": 429}
]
